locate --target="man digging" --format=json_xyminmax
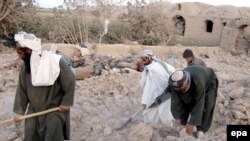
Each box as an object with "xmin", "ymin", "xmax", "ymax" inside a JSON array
[{"xmin": 13, "ymin": 32, "xmax": 75, "ymax": 141}]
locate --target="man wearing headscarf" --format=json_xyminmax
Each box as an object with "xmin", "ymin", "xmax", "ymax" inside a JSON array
[
  {"xmin": 183, "ymin": 49, "xmax": 206, "ymax": 67},
  {"xmin": 13, "ymin": 32, "xmax": 75, "ymax": 141},
  {"xmin": 139, "ymin": 50, "xmax": 175, "ymax": 127},
  {"xmin": 169, "ymin": 65, "xmax": 218, "ymax": 137}
]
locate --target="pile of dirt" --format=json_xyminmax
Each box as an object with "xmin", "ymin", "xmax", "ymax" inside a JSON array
[{"xmin": 0, "ymin": 44, "xmax": 249, "ymax": 141}]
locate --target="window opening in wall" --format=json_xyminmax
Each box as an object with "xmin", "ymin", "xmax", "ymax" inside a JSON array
[
  {"xmin": 206, "ymin": 20, "xmax": 213, "ymax": 33},
  {"xmin": 223, "ymin": 22, "xmax": 226, "ymax": 26},
  {"xmin": 173, "ymin": 15, "xmax": 185, "ymax": 36}
]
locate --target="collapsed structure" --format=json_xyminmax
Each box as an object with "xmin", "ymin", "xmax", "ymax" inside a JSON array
[{"xmin": 160, "ymin": 2, "xmax": 250, "ymax": 55}]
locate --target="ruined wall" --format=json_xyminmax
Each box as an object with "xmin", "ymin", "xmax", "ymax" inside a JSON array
[
  {"xmin": 220, "ymin": 27, "xmax": 239, "ymax": 51},
  {"xmin": 163, "ymin": 3, "xmax": 250, "ymax": 46},
  {"xmin": 220, "ymin": 18, "xmax": 250, "ymax": 55},
  {"xmin": 154, "ymin": 2, "xmax": 250, "ymax": 46},
  {"xmin": 166, "ymin": 3, "xmax": 228, "ymax": 46},
  {"xmin": 183, "ymin": 16, "xmax": 224, "ymax": 46}
]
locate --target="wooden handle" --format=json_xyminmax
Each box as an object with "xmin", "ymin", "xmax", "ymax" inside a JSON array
[
  {"xmin": 19, "ymin": 107, "xmax": 60, "ymax": 120},
  {"xmin": 0, "ymin": 107, "xmax": 60, "ymax": 125},
  {"xmin": 0, "ymin": 119, "xmax": 14, "ymax": 125},
  {"xmin": 132, "ymin": 107, "xmax": 144, "ymax": 119}
]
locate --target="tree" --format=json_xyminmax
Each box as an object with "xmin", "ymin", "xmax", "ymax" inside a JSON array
[
  {"xmin": 127, "ymin": 0, "xmax": 175, "ymax": 45},
  {"xmin": 0, "ymin": 0, "xmax": 26, "ymax": 36}
]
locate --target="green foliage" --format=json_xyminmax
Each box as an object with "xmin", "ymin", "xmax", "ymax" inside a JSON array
[
  {"xmin": 12, "ymin": 2, "xmax": 176, "ymax": 45},
  {"xmin": 127, "ymin": 3, "xmax": 174, "ymax": 45},
  {"xmin": 0, "ymin": 0, "xmax": 27, "ymax": 37},
  {"xmin": 103, "ymin": 21, "xmax": 132, "ymax": 44},
  {"xmin": 19, "ymin": 16, "xmax": 54, "ymax": 41}
]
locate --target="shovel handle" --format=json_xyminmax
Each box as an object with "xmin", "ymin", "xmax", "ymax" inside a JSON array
[
  {"xmin": 132, "ymin": 107, "xmax": 144, "ymax": 118},
  {"xmin": 0, "ymin": 107, "xmax": 60, "ymax": 125},
  {"xmin": 0, "ymin": 119, "xmax": 14, "ymax": 125}
]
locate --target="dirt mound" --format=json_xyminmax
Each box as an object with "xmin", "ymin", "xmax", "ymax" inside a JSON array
[{"xmin": 0, "ymin": 44, "xmax": 249, "ymax": 141}]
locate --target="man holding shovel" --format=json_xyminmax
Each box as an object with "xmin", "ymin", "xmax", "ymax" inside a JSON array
[
  {"xmin": 13, "ymin": 32, "xmax": 75, "ymax": 141},
  {"xmin": 139, "ymin": 50, "xmax": 175, "ymax": 127}
]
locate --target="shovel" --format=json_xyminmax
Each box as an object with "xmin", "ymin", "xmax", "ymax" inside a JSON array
[
  {"xmin": 115, "ymin": 107, "xmax": 144, "ymax": 131},
  {"xmin": 0, "ymin": 107, "xmax": 60, "ymax": 125}
]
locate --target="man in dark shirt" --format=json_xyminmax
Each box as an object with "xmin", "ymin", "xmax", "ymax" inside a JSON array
[
  {"xmin": 183, "ymin": 49, "xmax": 206, "ymax": 67},
  {"xmin": 13, "ymin": 32, "xmax": 75, "ymax": 141},
  {"xmin": 169, "ymin": 65, "xmax": 218, "ymax": 137}
]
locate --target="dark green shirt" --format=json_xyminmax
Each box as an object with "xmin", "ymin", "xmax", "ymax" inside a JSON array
[
  {"xmin": 13, "ymin": 59, "xmax": 75, "ymax": 139},
  {"xmin": 171, "ymin": 65, "xmax": 217, "ymax": 126}
]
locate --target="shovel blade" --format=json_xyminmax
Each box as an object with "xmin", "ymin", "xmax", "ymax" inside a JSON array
[{"xmin": 115, "ymin": 117, "xmax": 132, "ymax": 131}]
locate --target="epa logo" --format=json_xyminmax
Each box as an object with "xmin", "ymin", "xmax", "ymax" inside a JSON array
[
  {"xmin": 231, "ymin": 131, "xmax": 247, "ymax": 138},
  {"xmin": 227, "ymin": 125, "xmax": 249, "ymax": 141}
]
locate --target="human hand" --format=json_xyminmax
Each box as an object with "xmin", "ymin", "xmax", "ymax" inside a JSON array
[
  {"xmin": 14, "ymin": 114, "xmax": 23, "ymax": 122},
  {"xmin": 186, "ymin": 124, "xmax": 194, "ymax": 135},
  {"xmin": 59, "ymin": 105, "xmax": 70, "ymax": 112}
]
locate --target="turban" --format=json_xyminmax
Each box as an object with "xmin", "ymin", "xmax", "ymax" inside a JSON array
[
  {"xmin": 14, "ymin": 31, "xmax": 42, "ymax": 52},
  {"xmin": 139, "ymin": 50, "xmax": 154, "ymax": 57},
  {"xmin": 14, "ymin": 32, "xmax": 61, "ymax": 86},
  {"xmin": 169, "ymin": 70, "xmax": 190, "ymax": 89}
]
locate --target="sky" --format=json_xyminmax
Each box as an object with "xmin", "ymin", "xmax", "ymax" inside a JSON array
[{"xmin": 36, "ymin": 0, "xmax": 250, "ymax": 8}]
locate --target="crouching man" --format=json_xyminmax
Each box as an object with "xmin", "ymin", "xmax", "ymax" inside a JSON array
[{"xmin": 169, "ymin": 65, "xmax": 218, "ymax": 137}]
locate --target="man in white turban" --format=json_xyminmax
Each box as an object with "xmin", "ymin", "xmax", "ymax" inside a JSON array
[
  {"xmin": 139, "ymin": 50, "xmax": 175, "ymax": 127},
  {"xmin": 13, "ymin": 32, "xmax": 75, "ymax": 141},
  {"xmin": 169, "ymin": 66, "xmax": 218, "ymax": 138}
]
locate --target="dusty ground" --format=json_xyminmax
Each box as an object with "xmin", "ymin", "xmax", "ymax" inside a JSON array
[{"xmin": 0, "ymin": 44, "xmax": 249, "ymax": 141}]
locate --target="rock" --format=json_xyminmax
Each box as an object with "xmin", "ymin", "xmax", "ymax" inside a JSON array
[
  {"xmin": 244, "ymin": 92, "xmax": 250, "ymax": 98},
  {"xmin": 71, "ymin": 121, "xmax": 77, "ymax": 129},
  {"xmin": 216, "ymin": 91, "xmax": 225, "ymax": 103},
  {"xmin": 103, "ymin": 127, "xmax": 112, "ymax": 136},
  {"xmin": 75, "ymin": 65, "xmax": 94, "ymax": 80},
  {"xmin": 232, "ymin": 105, "xmax": 247, "ymax": 113},
  {"xmin": 0, "ymin": 84, "xmax": 5, "ymax": 92},
  {"xmin": 215, "ymin": 126, "xmax": 226, "ymax": 133},
  {"xmin": 81, "ymin": 135, "xmax": 87, "ymax": 141},
  {"xmin": 234, "ymin": 99, "xmax": 243, "ymax": 105},
  {"xmin": 179, "ymin": 128, "xmax": 190, "ymax": 138},
  {"xmin": 221, "ymin": 133, "xmax": 227, "ymax": 141},
  {"xmin": 233, "ymin": 110, "xmax": 247, "ymax": 119},
  {"xmin": 92, "ymin": 124, "xmax": 103, "ymax": 133},
  {"xmin": 246, "ymin": 111, "xmax": 250, "ymax": 122},
  {"xmin": 0, "ymin": 75, "xmax": 6, "ymax": 92},
  {"xmin": 217, "ymin": 103, "xmax": 224, "ymax": 114},
  {"xmin": 128, "ymin": 123, "xmax": 153, "ymax": 141},
  {"xmin": 182, "ymin": 136, "xmax": 196, "ymax": 141},
  {"xmin": 224, "ymin": 100, "xmax": 229, "ymax": 107},
  {"xmin": 14, "ymin": 138, "xmax": 22, "ymax": 141},
  {"xmin": 196, "ymin": 131, "xmax": 205, "ymax": 139},
  {"xmin": 242, "ymin": 99, "xmax": 250, "ymax": 108},
  {"xmin": 166, "ymin": 136, "xmax": 179, "ymax": 141},
  {"xmin": 7, "ymin": 132, "xmax": 18, "ymax": 140},
  {"xmin": 229, "ymin": 87, "xmax": 245, "ymax": 99},
  {"xmin": 71, "ymin": 109, "xmax": 82, "ymax": 121},
  {"xmin": 223, "ymin": 109, "xmax": 229, "ymax": 116}
]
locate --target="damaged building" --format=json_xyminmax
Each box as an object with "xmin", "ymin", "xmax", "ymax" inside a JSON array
[
  {"xmin": 161, "ymin": 2, "xmax": 250, "ymax": 55},
  {"xmin": 221, "ymin": 18, "xmax": 250, "ymax": 55}
]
